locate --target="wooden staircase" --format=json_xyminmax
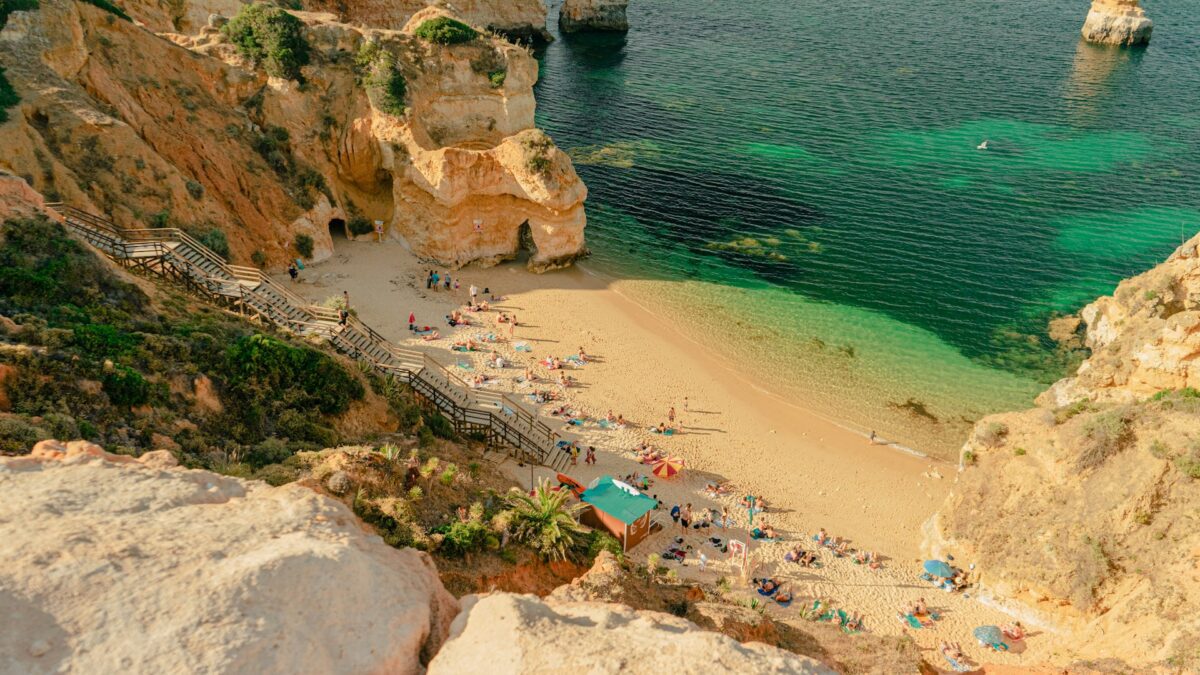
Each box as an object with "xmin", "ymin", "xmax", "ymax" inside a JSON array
[{"xmin": 47, "ymin": 203, "xmax": 575, "ymax": 473}]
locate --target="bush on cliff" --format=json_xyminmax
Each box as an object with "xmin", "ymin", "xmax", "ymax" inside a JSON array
[
  {"xmin": 223, "ymin": 3, "xmax": 310, "ymax": 81},
  {"xmin": 355, "ymin": 42, "xmax": 406, "ymax": 117},
  {"xmin": 503, "ymin": 479, "xmax": 587, "ymax": 561},
  {"xmin": 413, "ymin": 17, "xmax": 476, "ymax": 45}
]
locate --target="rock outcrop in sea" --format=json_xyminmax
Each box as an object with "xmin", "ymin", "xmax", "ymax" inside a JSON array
[
  {"xmin": 0, "ymin": 440, "xmax": 459, "ymax": 674},
  {"xmin": 0, "ymin": 0, "xmax": 585, "ymax": 271},
  {"xmin": 1081, "ymin": 0, "xmax": 1152, "ymax": 46},
  {"xmin": 931, "ymin": 230, "xmax": 1200, "ymax": 665},
  {"xmin": 559, "ymin": 0, "xmax": 629, "ymax": 33}
]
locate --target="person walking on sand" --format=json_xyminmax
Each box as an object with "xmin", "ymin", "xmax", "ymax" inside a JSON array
[
  {"xmin": 668, "ymin": 406, "xmax": 676, "ymax": 425},
  {"xmin": 684, "ymin": 396, "xmax": 689, "ymax": 412},
  {"xmin": 426, "ymin": 270, "xmax": 434, "ymax": 289},
  {"xmin": 469, "ymin": 283, "xmax": 479, "ymax": 305},
  {"xmin": 869, "ymin": 430, "xmax": 877, "ymax": 444},
  {"xmin": 444, "ymin": 273, "xmax": 452, "ymax": 291},
  {"xmin": 699, "ymin": 552, "xmax": 708, "ymax": 571},
  {"xmin": 431, "ymin": 271, "xmax": 440, "ymax": 290},
  {"xmin": 570, "ymin": 445, "xmax": 580, "ymax": 466},
  {"xmin": 680, "ymin": 503, "xmax": 692, "ymax": 534},
  {"xmin": 585, "ymin": 446, "xmax": 596, "ymax": 465},
  {"xmin": 342, "ymin": 290, "xmax": 350, "ymax": 310},
  {"xmin": 288, "ymin": 262, "xmax": 299, "ymax": 282}
]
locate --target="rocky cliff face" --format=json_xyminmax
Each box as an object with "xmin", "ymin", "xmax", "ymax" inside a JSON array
[
  {"xmin": 0, "ymin": 0, "xmax": 585, "ymax": 270},
  {"xmin": 1081, "ymin": 0, "xmax": 1152, "ymax": 46},
  {"xmin": 558, "ymin": 0, "xmax": 628, "ymax": 33},
  {"xmin": 428, "ymin": 593, "xmax": 831, "ymax": 674},
  {"xmin": 931, "ymin": 232, "xmax": 1200, "ymax": 667},
  {"xmin": 0, "ymin": 440, "xmax": 459, "ymax": 674}
]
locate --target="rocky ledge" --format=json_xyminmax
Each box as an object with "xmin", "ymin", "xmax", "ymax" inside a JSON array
[
  {"xmin": 559, "ymin": 0, "xmax": 629, "ymax": 33},
  {"xmin": 0, "ymin": 440, "xmax": 458, "ymax": 674},
  {"xmin": 1081, "ymin": 0, "xmax": 1152, "ymax": 46}
]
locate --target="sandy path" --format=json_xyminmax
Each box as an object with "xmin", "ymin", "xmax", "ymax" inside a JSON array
[{"xmin": 279, "ymin": 239, "xmax": 1062, "ymax": 667}]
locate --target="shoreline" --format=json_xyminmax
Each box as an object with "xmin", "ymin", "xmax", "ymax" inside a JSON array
[
  {"xmin": 279, "ymin": 238, "xmax": 1060, "ymax": 666},
  {"xmin": 585, "ymin": 263, "xmax": 934, "ymax": 462}
]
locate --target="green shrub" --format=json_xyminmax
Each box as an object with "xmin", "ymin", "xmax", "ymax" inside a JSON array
[
  {"xmin": 586, "ymin": 530, "xmax": 623, "ymax": 561},
  {"xmin": 190, "ymin": 227, "xmax": 230, "ymax": 260},
  {"xmin": 424, "ymin": 411, "xmax": 454, "ymax": 439},
  {"xmin": 0, "ymin": 66, "xmax": 18, "ymax": 125},
  {"xmin": 251, "ymin": 250, "xmax": 267, "ymax": 267},
  {"xmin": 102, "ymin": 366, "xmax": 149, "ymax": 407},
  {"xmin": 355, "ymin": 42, "xmax": 406, "ymax": 116},
  {"xmin": 978, "ymin": 421, "xmax": 1008, "ymax": 447},
  {"xmin": 961, "ymin": 450, "xmax": 976, "ymax": 465},
  {"xmin": 1054, "ymin": 399, "xmax": 1093, "ymax": 424},
  {"xmin": 1013, "ymin": 447, "xmax": 1027, "ymax": 456},
  {"xmin": 0, "ymin": 417, "xmax": 48, "ymax": 454},
  {"xmin": 488, "ymin": 70, "xmax": 506, "ymax": 88},
  {"xmin": 1, "ymin": 0, "xmax": 40, "ymax": 31},
  {"xmin": 294, "ymin": 233, "xmax": 314, "ymax": 258},
  {"xmin": 80, "ymin": 0, "xmax": 129, "ymax": 20},
  {"xmin": 413, "ymin": 17, "xmax": 476, "ymax": 44},
  {"xmin": 221, "ymin": 333, "xmax": 363, "ymax": 415},
  {"xmin": 254, "ymin": 462, "xmax": 299, "ymax": 486},
  {"xmin": 440, "ymin": 519, "xmax": 493, "ymax": 557},
  {"xmin": 72, "ymin": 323, "xmax": 139, "ymax": 357},
  {"xmin": 223, "ymin": 3, "xmax": 310, "ymax": 81},
  {"xmin": 185, "ymin": 179, "xmax": 205, "ymax": 200},
  {"xmin": 347, "ymin": 215, "xmax": 374, "ymax": 236}
]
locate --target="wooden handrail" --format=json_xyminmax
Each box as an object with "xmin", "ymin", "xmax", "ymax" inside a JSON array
[{"xmin": 58, "ymin": 203, "xmax": 561, "ymax": 467}]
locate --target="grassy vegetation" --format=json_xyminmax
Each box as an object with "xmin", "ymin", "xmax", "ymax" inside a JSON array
[
  {"xmin": 1075, "ymin": 406, "xmax": 1134, "ymax": 471},
  {"xmin": 223, "ymin": 3, "xmax": 310, "ymax": 81},
  {"xmin": 355, "ymin": 41, "xmax": 406, "ymax": 117},
  {"xmin": 346, "ymin": 215, "xmax": 373, "ymax": 237},
  {"xmin": 413, "ymin": 17, "xmax": 477, "ymax": 45},
  {"xmin": 293, "ymin": 233, "xmax": 313, "ymax": 258},
  {"xmin": 504, "ymin": 479, "xmax": 588, "ymax": 561},
  {"xmin": 0, "ymin": 215, "xmax": 367, "ymax": 471}
]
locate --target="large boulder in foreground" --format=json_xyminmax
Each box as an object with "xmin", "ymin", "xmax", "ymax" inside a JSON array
[
  {"xmin": 0, "ymin": 441, "xmax": 458, "ymax": 674},
  {"xmin": 428, "ymin": 593, "xmax": 831, "ymax": 674}
]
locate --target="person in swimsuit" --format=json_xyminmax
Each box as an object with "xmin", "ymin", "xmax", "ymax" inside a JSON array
[{"xmin": 680, "ymin": 504, "xmax": 692, "ymax": 533}]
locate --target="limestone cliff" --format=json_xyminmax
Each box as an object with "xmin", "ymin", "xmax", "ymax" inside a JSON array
[
  {"xmin": 0, "ymin": 440, "xmax": 459, "ymax": 674},
  {"xmin": 931, "ymin": 231, "xmax": 1200, "ymax": 667},
  {"xmin": 428, "ymin": 593, "xmax": 832, "ymax": 674},
  {"xmin": 559, "ymin": 0, "xmax": 628, "ymax": 33},
  {"xmin": 0, "ymin": 1, "xmax": 585, "ymax": 270},
  {"xmin": 1081, "ymin": 0, "xmax": 1152, "ymax": 47}
]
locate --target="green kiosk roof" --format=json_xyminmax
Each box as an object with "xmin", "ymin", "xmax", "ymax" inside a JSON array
[{"xmin": 581, "ymin": 476, "xmax": 657, "ymax": 525}]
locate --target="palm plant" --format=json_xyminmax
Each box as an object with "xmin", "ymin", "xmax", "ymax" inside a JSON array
[{"xmin": 503, "ymin": 479, "xmax": 587, "ymax": 561}]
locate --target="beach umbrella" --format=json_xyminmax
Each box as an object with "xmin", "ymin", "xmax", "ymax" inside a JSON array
[
  {"xmin": 923, "ymin": 560, "xmax": 954, "ymax": 578},
  {"xmin": 973, "ymin": 625, "xmax": 1005, "ymax": 646},
  {"xmin": 652, "ymin": 457, "xmax": 684, "ymax": 479}
]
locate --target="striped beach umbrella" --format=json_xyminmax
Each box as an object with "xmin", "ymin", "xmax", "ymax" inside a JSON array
[{"xmin": 652, "ymin": 457, "xmax": 684, "ymax": 479}]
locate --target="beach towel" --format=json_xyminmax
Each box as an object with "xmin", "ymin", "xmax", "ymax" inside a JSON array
[
  {"xmin": 902, "ymin": 614, "xmax": 923, "ymax": 629},
  {"xmin": 456, "ymin": 362, "xmax": 473, "ymax": 371},
  {"xmin": 756, "ymin": 583, "xmax": 779, "ymax": 597},
  {"xmin": 294, "ymin": 258, "xmax": 305, "ymax": 270},
  {"xmin": 514, "ymin": 342, "xmax": 532, "ymax": 352},
  {"xmin": 750, "ymin": 528, "xmax": 780, "ymax": 542}
]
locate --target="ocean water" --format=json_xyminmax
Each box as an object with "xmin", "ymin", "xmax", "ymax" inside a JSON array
[{"xmin": 532, "ymin": 0, "xmax": 1200, "ymax": 457}]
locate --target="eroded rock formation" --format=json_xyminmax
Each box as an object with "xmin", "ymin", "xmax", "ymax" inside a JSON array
[
  {"xmin": 559, "ymin": 0, "xmax": 629, "ymax": 33},
  {"xmin": 0, "ymin": 0, "xmax": 585, "ymax": 270},
  {"xmin": 931, "ymin": 231, "xmax": 1200, "ymax": 666},
  {"xmin": 0, "ymin": 440, "xmax": 459, "ymax": 674},
  {"xmin": 1081, "ymin": 0, "xmax": 1152, "ymax": 46},
  {"xmin": 428, "ymin": 593, "xmax": 832, "ymax": 674},
  {"xmin": 296, "ymin": 0, "xmax": 553, "ymax": 43}
]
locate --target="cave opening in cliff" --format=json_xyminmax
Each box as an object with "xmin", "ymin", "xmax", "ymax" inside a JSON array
[
  {"xmin": 518, "ymin": 221, "xmax": 538, "ymax": 260},
  {"xmin": 328, "ymin": 219, "xmax": 347, "ymax": 242}
]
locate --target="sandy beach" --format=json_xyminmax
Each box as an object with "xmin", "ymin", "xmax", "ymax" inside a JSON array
[{"xmin": 279, "ymin": 238, "xmax": 1065, "ymax": 667}]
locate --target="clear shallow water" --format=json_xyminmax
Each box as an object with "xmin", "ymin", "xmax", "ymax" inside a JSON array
[{"xmin": 532, "ymin": 0, "xmax": 1200, "ymax": 456}]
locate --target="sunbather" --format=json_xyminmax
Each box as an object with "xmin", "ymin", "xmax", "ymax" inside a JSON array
[
  {"xmin": 940, "ymin": 642, "xmax": 965, "ymax": 661},
  {"xmin": 813, "ymin": 528, "xmax": 828, "ymax": 546},
  {"xmin": 421, "ymin": 330, "xmax": 440, "ymax": 341},
  {"xmin": 1001, "ymin": 622, "xmax": 1025, "ymax": 641}
]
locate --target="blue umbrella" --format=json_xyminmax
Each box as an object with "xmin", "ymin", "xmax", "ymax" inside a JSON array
[
  {"xmin": 973, "ymin": 625, "xmax": 1005, "ymax": 646},
  {"xmin": 923, "ymin": 560, "xmax": 953, "ymax": 578}
]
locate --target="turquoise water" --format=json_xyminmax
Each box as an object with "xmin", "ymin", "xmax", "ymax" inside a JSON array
[{"xmin": 532, "ymin": 0, "xmax": 1200, "ymax": 455}]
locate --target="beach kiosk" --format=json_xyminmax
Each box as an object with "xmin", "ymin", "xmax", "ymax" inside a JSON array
[{"xmin": 580, "ymin": 476, "xmax": 657, "ymax": 553}]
